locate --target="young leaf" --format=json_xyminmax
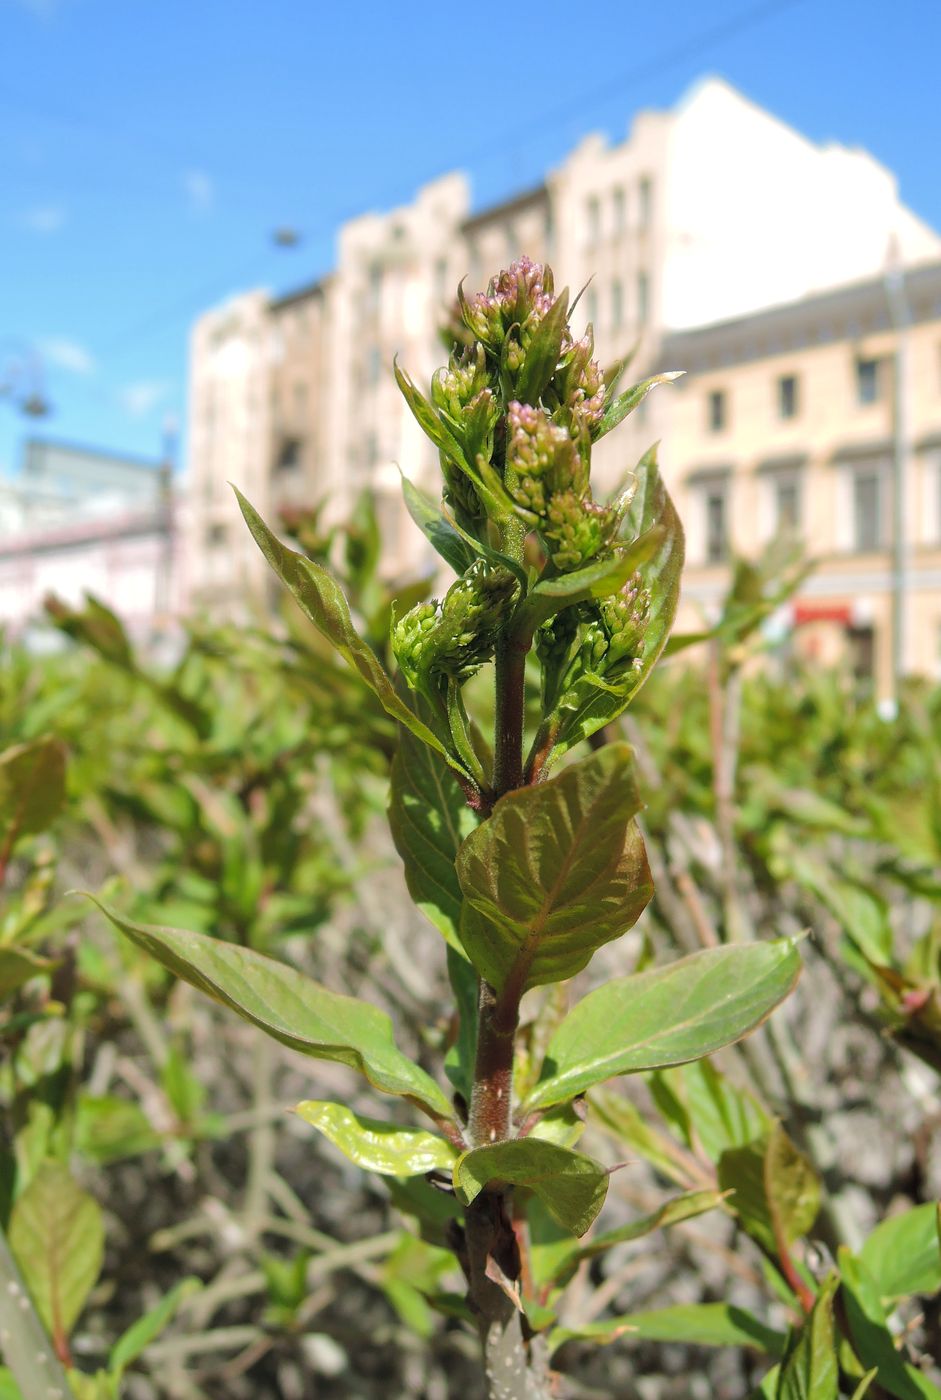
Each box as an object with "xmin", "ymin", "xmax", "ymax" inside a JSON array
[
  {"xmin": 0, "ymin": 948, "xmax": 57, "ymax": 1002},
  {"xmin": 0, "ymin": 737, "xmax": 67, "ymax": 850},
  {"xmin": 592, "ymin": 372, "xmax": 684, "ymax": 442},
  {"xmin": 523, "ymin": 940, "xmax": 800, "ymax": 1113},
  {"xmin": 388, "ymin": 725, "xmax": 477, "ymax": 954},
  {"xmin": 453, "ymin": 1140, "xmax": 608, "ymax": 1237},
  {"xmin": 233, "ymin": 487, "xmax": 458, "ymax": 770},
  {"xmin": 109, "ymin": 1277, "xmax": 201, "ymax": 1376},
  {"xmin": 548, "ymin": 446, "xmax": 684, "ymax": 761},
  {"xmin": 776, "ymin": 1274, "xmax": 839, "ymax": 1400},
  {"xmin": 551, "ymin": 1301, "xmax": 785, "ymax": 1354},
  {"xmin": 525, "ymin": 523, "xmax": 666, "ymax": 617},
  {"xmin": 400, "ymin": 476, "xmax": 477, "ymax": 577},
  {"xmin": 9, "ymin": 1162, "xmax": 104, "ymax": 1348},
  {"xmin": 839, "ymin": 1248, "xmax": 941, "ymax": 1400},
  {"xmin": 512, "ymin": 288, "xmax": 569, "ymax": 404},
  {"xmin": 457, "ymin": 744, "xmax": 652, "ymax": 994},
  {"xmin": 84, "ymin": 897, "xmax": 454, "ymax": 1120},
  {"xmin": 859, "ymin": 1202, "xmax": 941, "ymax": 1302},
  {"xmin": 295, "ymin": 1101, "xmax": 457, "ymax": 1176},
  {"xmin": 549, "ymin": 1189, "xmax": 725, "ymax": 1288},
  {"xmin": 717, "ymin": 1124, "xmax": 820, "ymax": 1258}
]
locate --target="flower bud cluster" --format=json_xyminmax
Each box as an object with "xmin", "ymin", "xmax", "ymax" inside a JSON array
[
  {"xmin": 392, "ymin": 560, "xmax": 520, "ymax": 693},
  {"xmin": 463, "ymin": 256, "xmax": 555, "ymax": 347}
]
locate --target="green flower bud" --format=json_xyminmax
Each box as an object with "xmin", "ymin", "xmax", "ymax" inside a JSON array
[
  {"xmin": 598, "ymin": 574, "xmax": 651, "ymax": 668},
  {"xmin": 462, "ymin": 257, "xmax": 555, "ymax": 347},
  {"xmin": 392, "ymin": 560, "xmax": 520, "ymax": 693},
  {"xmin": 542, "ymin": 491, "xmax": 616, "ymax": 571},
  {"xmin": 504, "ymin": 401, "xmax": 579, "ymax": 518}
]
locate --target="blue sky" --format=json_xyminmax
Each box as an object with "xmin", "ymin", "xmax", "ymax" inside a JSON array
[{"xmin": 1, "ymin": 0, "xmax": 940, "ymax": 479}]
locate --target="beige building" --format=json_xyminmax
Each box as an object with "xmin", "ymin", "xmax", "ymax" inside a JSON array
[
  {"xmin": 185, "ymin": 76, "xmax": 941, "ymax": 681},
  {"xmin": 655, "ymin": 261, "xmax": 941, "ymax": 698}
]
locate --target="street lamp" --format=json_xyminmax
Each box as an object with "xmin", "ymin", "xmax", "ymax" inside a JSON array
[{"xmin": 0, "ymin": 341, "xmax": 52, "ymax": 419}]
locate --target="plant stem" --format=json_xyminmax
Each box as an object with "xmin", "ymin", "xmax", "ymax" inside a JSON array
[
  {"xmin": 493, "ymin": 630, "xmax": 528, "ymax": 796},
  {"xmin": 0, "ymin": 1227, "xmax": 77, "ymax": 1399},
  {"xmin": 468, "ymin": 979, "xmax": 518, "ymax": 1148}
]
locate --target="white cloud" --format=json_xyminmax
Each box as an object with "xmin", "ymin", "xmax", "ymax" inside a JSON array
[
  {"xmin": 39, "ymin": 337, "xmax": 96, "ymax": 376},
  {"xmin": 19, "ymin": 204, "xmax": 67, "ymax": 235},
  {"xmin": 117, "ymin": 380, "xmax": 171, "ymax": 418},
  {"xmin": 183, "ymin": 169, "xmax": 215, "ymax": 215}
]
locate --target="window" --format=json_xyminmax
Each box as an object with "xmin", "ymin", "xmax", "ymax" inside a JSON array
[
  {"xmin": 434, "ymin": 257, "xmax": 448, "ymax": 304},
  {"xmin": 585, "ymin": 288, "xmax": 598, "ymax": 327},
  {"xmin": 708, "ymin": 389, "xmax": 727, "ymax": 432},
  {"xmin": 705, "ymin": 484, "xmax": 729, "ymax": 563},
  {"xmin": 585, "ymin": 196, "xmax": 600, "ymax": 246},
  {"xmin": 774, "ymin": 474, "xmax": 801, "ymax": 532},
  {"xmin": 367, "ymin": 262, "xmax": 383, "ymax": 315},
  {"xmin": 207, "ymin": 522, "xmax": 228, "ymax": 548},
  {"xmin": 544, "ymin": 205, "xmax": 555, "ymax": 256},
  {"xmin": 636, "ymin": 270, "xmax": 649, "ymax": 326},
  {"xmin": 612, "ymin": 187, "xmax": 626, "ymax": 235},
  {"xmin": 293, "ymin": 382, "xmax": 307, "ymax": 421},
  {"xmin": 611, "ymin": 279, "xmax": 623, "ymax": 330},
  {"xmin": 778, "ymin": 374, "xmax": 798, "ymax": 419},
  {"xmin": 638, "ymin": 176, "xmax": 652, "ymax": 229},
  {"xmin": 364, "ymin": 432, "xmax": 378, "ymax": 468},
  {"xmin": 853, "ymin": 470, "xmax": 882, "ymax": 550},
  {"xmin": 856, "ymin": 357, "xmax": 880, "ymax": 405},
  {"xmin": 367, "ymin": 346, "xmax": 381, "ymax": 386}
]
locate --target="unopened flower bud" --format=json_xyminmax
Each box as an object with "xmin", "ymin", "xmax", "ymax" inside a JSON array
[
  {"xmin": 505, "ymin": 402, "xmax": 579, "ymax": 518},
  {"xmin": 542, "ymin": 491, "xmax": 616, "ymax": 570},
  {"xmin": 392, "ymin": 560, "xmax": 520, "ymax": 693}
]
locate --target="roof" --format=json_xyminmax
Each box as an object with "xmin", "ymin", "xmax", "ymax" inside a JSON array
[
  {"xmin": 660, "ymin": 260, "xmax": 941, "ymax": 373},
  {"xmin": 461, "ymin": 184, "xmax": 548, "ymax": 236}
]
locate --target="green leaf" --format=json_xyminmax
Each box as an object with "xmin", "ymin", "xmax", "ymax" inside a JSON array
[
  {"xmin": 777, "ymin": 1274, "xmax": 839, "ymax": 1400},
  {"xmin": 0, "ymin": 948, "xmax": 56, "ymax": 1002},
  {"xmin": 513, "ymin": 288, "xmax": 569, "ymax": 404},
  {"xmin": 649, "ymin": 1057, "xmax": 771, "ymax": 1163},
  {"xmin": 85, "ymin": 897, "xmax": 454, "ymax": 1120},
  {"xmin": 295, "ymin": 1101, "xmax": 457, "ymax": 1176},
  {"xmin": 388, "ymin": 725, "xmax": 477, "ymax": 954},
  {"xmin": 233, "ymin": 487, "xmax": 457, "ymax": 770},
  {"xmin": 457, "ymin": 744, "xmax": 652, "ymax": 994},
  {"xmin": 9, "ymin": 1161, "xmax": 104, "ymax": 1344},
  {"xmin": 444, "ymin": 943, "xmax": 478, "ymax": 1103},
  {"xmin": 109, "ymin": 1277, "xmax": 201, "ymax": 1375},
  {"xmin": 849, "ymin": 1372, "xmax": 879, "ymax": 1400},
  {"xmin": 74, "ymin": 1095, "xmax": 161, "ymax": 1163},
  {"xmin": 526, "ymin": 523, "xmax": 666, "ymax": 617},
  {"xmin": 549, "ymin": 1189, "xmax": 724, "ymax": 1288},
  {"xmin": 839, "ymin": 1248, "xmax": 941, "ymax": 1400},
  {"xmin": 593, "ymin": 371, "xmax": 684, "ymax": 442},
  {"xmin": 549, "ymin": 445, "xmax": 685, "ymax": 760},
  {"xmin": 859, "ymin": 1202, "xmax": 941, "ymax": 1302},
  {"xmin": 453, "ymin": 1140, "xmax": 608, "ymax": 1237},
  {"xmin": 400, "ymin": 476, "xmax": 477, "ymax": 577},
  {"xmin": 718, "ymin": 1125, "xmax": 820, "ymax": 1257},
  {"xmin": 524, "ymin": 940, "xmax": 800, "ymax": 1113},
  {"xmin": 0, "ymin": 737, "xmax": 68, "ymax": 848},
  {"xmin": 394, "ymin": 361, "xmax": 471, "ymax": 474},
  {"xmin": 551, "ymin": 1301, "xmax": 785, "ymax": 1354}
]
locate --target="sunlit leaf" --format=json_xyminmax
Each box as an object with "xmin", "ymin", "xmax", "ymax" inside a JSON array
[
  {"xmin": 295, "ymin": 1101, "xmax": 457, "ymax": 1176},
  {"xmin": 524, "ymin": 940, "xmax": 800, "ymax": 1113},
  {"xmin": 234, "ymin": 487, "xmax": 458, "ymax": 770},
  {"xmin": 85, "ymin": 897, "xmax": 454, "ymax": 1120},
  {"xmin": 457, "ymin": 744, "xmax": 651, "ymax": 993},
  {"xmin": 859, "ymin": 1202, "xmax": 941, "ymax": 1302},
  {"xmin": 551, "ymin": 1301, "xmax": 785, "ymax": 1354},
  {"xmin": 718, "ymin": 1125, "xmax": 820, "ymax": 1257},
  {"xmin": 453, "ymin": 1140, "xmax": 607, "ymax": 1237},
  {"xmin": 777, "ymin": 1274, "xmax": 839, "ymax": 1400},
  {"xmin": 0, "ymin": 737, "xmax": 67, "ymax": 849},
  {"xmin": 9, "ymin": 1161, "xmax": 104, "ymax": 1346},
  {"xmin": 839, "ymin": 1248, "xmax": 941, "ymax": 1400}
]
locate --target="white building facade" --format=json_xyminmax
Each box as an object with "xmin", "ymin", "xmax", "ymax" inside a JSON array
[{"xmin": 185, "ymin": 77, "xmax": 940, "ymax": 612}]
